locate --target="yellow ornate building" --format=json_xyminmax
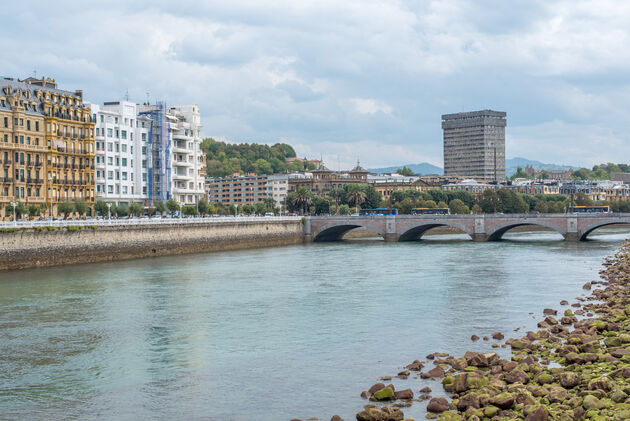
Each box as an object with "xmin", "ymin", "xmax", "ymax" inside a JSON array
[{"xmin": 0, "ymin": 77, "xmax": 95, "ymax": 218}]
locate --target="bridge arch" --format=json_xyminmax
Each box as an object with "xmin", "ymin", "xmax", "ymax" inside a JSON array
[
  {"xmin": 486, "ymin": 220, "xmax": 566, "ymax": 241},
  {"xmin": 398, "ymin": 221, "xmax": 473, "ymax": 241},
  {"xmin": 312, "ymin": 222, "xmax": 386, "ymax": 242},
  {"xmin": 579, "ymin": 219, "xmax": 630, "ymax": 241}
]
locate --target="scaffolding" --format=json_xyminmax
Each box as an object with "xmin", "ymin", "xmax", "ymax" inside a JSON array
[{"xmin": 141, "ymin": 102, "xmax": 171, "ymax": 204}]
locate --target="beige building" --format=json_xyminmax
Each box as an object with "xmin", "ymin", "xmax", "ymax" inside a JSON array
[
  {"xmin": 288, "ymin": 161, "xmax": 369, "ymax": 195},
  {"xmin": 206, "ymin": 174, "xmax": 268, "ymax": 206},
  {"xmin": 1, "ymin": 76, "xmax": 95, "ymax": 218}
]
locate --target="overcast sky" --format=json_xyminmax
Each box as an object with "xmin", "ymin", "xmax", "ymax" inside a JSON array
[{"xmin": 3, "ymin": 0, "xmax": 630, "ymax": 169}]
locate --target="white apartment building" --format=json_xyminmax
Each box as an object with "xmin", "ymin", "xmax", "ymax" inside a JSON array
[
  {"xmin": 266, "ymin": 174, "xmax": 288, "ymax": 208},
  {"xmin": 168, "ymin": 105, "xmax": 206, "ymax": 205},
  {"xmin": 89, "ymin": 101, "xmax": 149, "ymax": 205}
]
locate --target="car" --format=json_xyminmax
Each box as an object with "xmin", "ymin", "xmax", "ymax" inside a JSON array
[{"xmin": 264, "ymin": 212, "xmax": 274, "ymax": 217}]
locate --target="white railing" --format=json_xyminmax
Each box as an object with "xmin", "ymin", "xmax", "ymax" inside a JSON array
[{"xmin": 0, "ymin": 216, "xmax": 302, "ymax": 229}]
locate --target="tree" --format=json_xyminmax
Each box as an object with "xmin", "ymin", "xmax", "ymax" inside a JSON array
[
  {"xmin": 338, "ymin": 204, "xmax": 351, "ymax": 215},
  {"xmin": 471, "ymin": 204, "xmax": 481, "ymax": 214},
  {"xmin": 94, "ymin": 200, "xmax": 108, "ymax": 217},
  {"xmin": 534, "ymin": 200, "xmax": 548, "ymax": 213},
  {"xmin": 128, "ymin": 202, "xmax": 144, "ymax": 217},
  {"xmin": 182, "ymin": 205, "xmax": 198, "ymax": 216},
  {"xmin": 254, "ymin": 202, "xmax": 266, "ymax": 215},
  {"xmin": 291, "ymin": 187, "xmax": 313, "ymax": 215},
  {"xmin": 510, "ymin": 166, "xmax": 530, "ymax": 180},
  {"xmin": 363, "ymin": 185, "xmax": 382, "ymax": 209},
  {"xmin": 58, "ymin": 201, "xmax": 75, "ymax": 219},
  {"xmin": 449, "ymin": 199, "xmax": 470, "ymax": 214},
  {"xmin": 437, "ymin": 201, "xmax": 449, "ymax": 209},
  {"xmin": 394, "ymin": 198, "xmax": 415, "ymax": 214},
  {"xmin": 539, "ymin": 171, "xmax": 550, "ymax": 180},
  {"xmin": 312, "ymin": 196, "xmax": 332, "ymax": 215},
  {"xmin": 166, "ymin": 199, "xmax": 180, "ymax": 215},
  {"xmin": 396, "ymin": 166, "xmax": 414, "ymax": 176},
  {"xmin": 496, "ymin": 189, "xmax": 528, "ymax": 213},
  {"xmin": 197, "ymin": 198, "xmax": 210, "ymax": 216},
  {"xmin": 575, "ymin": 192, "xmax": 593, "ymax": 206},
  {"xmin": 155, "ymin": 201, "xmax": 167, "ymax": 216},
  {"xmin": 228, "ymin": 204, "xmax": 236, "ymax": 216},
  {"xmin": 480, "ymin": 189, "xmax": 500, "ymax": 213},
  {"xmin": 330, "ymin": 188, "xmax": 345, "ymax": 213},
  {"xmin": 345, "ymin": 184, "xmax": 366, "ymax": 213},
  {"xmin": 74, "ymin": 199, "xmax": 88, "ymax": 217},
  {"xmin": 263, "ymin": 197, "xmax": 276, "ymax": 212},
  {"xmin": 242, "ymin": 204, "xmax": 254, "ymax": 215}
]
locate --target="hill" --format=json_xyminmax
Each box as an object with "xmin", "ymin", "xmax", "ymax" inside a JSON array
[{"xmin": 368, "ymin": 162, "xmax": 444, "ymax": 175}]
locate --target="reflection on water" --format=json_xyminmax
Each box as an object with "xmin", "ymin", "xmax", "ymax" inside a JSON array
[{"xmin": 0, "ymin": 228, "xmax": 628, "ymax": 420}]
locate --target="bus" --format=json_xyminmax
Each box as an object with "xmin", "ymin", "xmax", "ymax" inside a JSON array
[
  {"xmin": 358, "ymin": 208, "xmax": 398, "ymax": 216},
  {"xmin": 568, "ymin": 205, "xmax": 610, "ymax": 214},
  {"xmin": 411, "ymin": 208, "xmax": 450, "ymax": 215}
]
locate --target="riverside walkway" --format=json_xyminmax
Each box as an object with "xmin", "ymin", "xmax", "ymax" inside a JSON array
[{"xmin": 305, "ymin": 213, "xmax": 630, "ymax": 242}]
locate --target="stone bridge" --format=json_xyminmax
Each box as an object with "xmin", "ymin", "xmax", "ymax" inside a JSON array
[{"xmin": 304, "ymin": 214, "xmax": 630, "ymax": 242}]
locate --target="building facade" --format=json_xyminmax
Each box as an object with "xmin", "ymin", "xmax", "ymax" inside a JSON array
[
  {"xmin": 266, "ymin": 174, "xmax": 288, "ymax": 208},
  {"xmin": 90, "ymin": 101, "xmax": 150, "ymax": 205},
  {"xmin": 206, "ymin": 174, "xmax": 269, "ymax": 206},
  {"xmin": 442, "ymin": 110, "xmax": 506, "ymax": 182},
  {"xmin": 288, "ymin": 161, "xmax": 369, "ymax": 195},
  {"xmin": 1, "ymin": 77, "xmax": 95, "ymax": 218}
]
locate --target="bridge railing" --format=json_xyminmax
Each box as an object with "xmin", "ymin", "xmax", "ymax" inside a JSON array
[
  {"xmin": 307, "ymin": 213, "xmax": 630, "ymax": 219},
  {"xmin": 0, "ymin": 216, "xmax": 302, "ymax": 229}
]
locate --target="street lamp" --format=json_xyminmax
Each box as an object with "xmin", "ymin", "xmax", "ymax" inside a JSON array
[
  {"xmin": 10, "ymin": 201, "xmax": 17, "ymax": 224},
  {"xmin": 106, "ymin": 202, "xmax": 112, "ymax": 220}
]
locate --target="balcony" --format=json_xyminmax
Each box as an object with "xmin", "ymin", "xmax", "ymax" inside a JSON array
[
  {"xmin": 1, "ymin": 160, "xmax": 11, "ymax": 165},
  {"xmin": 0, "ymin": 177, "xmax": 13, "ymax": 183}
]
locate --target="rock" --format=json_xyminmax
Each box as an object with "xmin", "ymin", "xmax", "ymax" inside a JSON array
[
  {"xmin": 489, "ymin": 392, "xmax": 515, "ymax": 409},
  {"xmin": 419, "ymin": 387, "xmax": 432, "ymax": 393},
  {"xmin": 535, "ymin": 373, "xmax": 553, "ymax": 385},
  {"xmin": 405, "ymin": 360, "xmax": 423, "ymax": 371},
  {"xmin": 524, "ymin": 405, "xmax": 549, "ymax": 421},
  {"xmin": 426, "ymin": 397, "xmax": 449, "ymax": 413},
  {"xmin": 397, "ymin": 370, "xmax": 410, "ymax": 377},
  {"xmin": 588, "ymin": 376, "xmax": 613, "ymax": 392},
  {"xmin": 368, "ymin": 383, "xmax": 385, "ymax": 394},
  {"xmin": 482, "ymin": 336, "xmax": 489, "ymax": 341},
  {"xmin": 356, "ymin": 406, "xmax": 403, "ymax": 421},
  {"xmin": 372, "ymin": 387, "xmax": 394, "ymax": 401},
  {"xmin": 421, "ymin": 366, "xmax": 445, "ymax": 379},
  {"xmin": 582, "ymin": 282, "xmax": 591, "ymax": 290},
  {"xmin": 582, "ymin": 394, "xmax": 604, "ymax": 410},
  {"xmin": 470, "ymin": 334, "xmax": 479, "ymax": 341},
  {"xmin": 483, "ymin": 406, "xmax": 499, "ymax": 417},
  {"xmin": 394, "ymin": 389, "xmax": 413, "ymax": 400},
  {"xmin": 560, "ymin": 300, "xmax": 568, "ymax": 305},
  {"xmin": 330, "ymin": 416, "xmax": 343, "ymax": 421},
  {"xmin": 610, "ymin": 388, "xmax": 628, "ymax": 403},
  {"xmin": 455, "ymin": 392, "xmax": 480, "ymax": 411},
  {"xmin": 503, "ymin": 369, "xmax": 530, "ymax": 384},
  {"xmin": 559, "ymin": 372, "xmax": 579, "ymax": 388},
  {"xmin": 543, "ymin": 308, "xmax": 557, "ymax": 315},
  {"xmin": 360, "ymin": 391, "xmax": 370, "ymax": 399},
  {"xmin": 546, "ymin": 385, "xmax": 569, "ymax": 403},
  {"xmin": 492, "ymin": 332, "xmax": 504, "ymax": 340}
]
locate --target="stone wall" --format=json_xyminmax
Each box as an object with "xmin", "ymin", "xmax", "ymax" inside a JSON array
[{"xmin": 0, "ymin": 220, "xmax": 305, "ymax": 271}]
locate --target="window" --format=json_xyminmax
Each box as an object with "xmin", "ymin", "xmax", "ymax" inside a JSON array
[
  {"xmin": 121, "ymin": 144, "xmax": 127, "ymax": 153},
  {"xmin": 3, "ymin": 117, "xmax": 7, "ymax": 128},
  {"xmin": 121, "ymin": 158, "xmax": 127, "ymax": 167},
  {"xmin": 107, "ymin": 171, "xmax": 113, "ymax": 180},
  {"xmin": 107, "ymin": 143, "xmax": 113, "ymax": 152},
  {"xmin": 122, "ymin": 186, "xmax": 128, "ymax": 194},
  {"xmin": 107, "ymin": 157, "xmax": 113, "ymax": 165},
  {"xmin": 115, "ymin": 129, "xmax": 119, "ymax": 138},
  {"xmin": 26, "ymin": 120, "xmax": 30, "ymax": 130},
  {"xmin": 114, "ymin": 117, "xmax": 118, "ymax": 124},
  {"xmin": 121, "ymin": 130, "xmax": 127, "ymax": 139},
  {"xmin": 3, "ymin": 134, "xmax": 6, "ymax": 143},
  {"xmin": 108, "ymin": 185, "xmax": 113, "ymax": 194},
  {"xmin": 107, "ymin": 128, "xmax": 113, "ymax": 137},
  {"xmin": 122, "ymin": 172, "xmax": 127, "ymax": 181},
  {"xmin": 100, "ymin": 115, "xmax": 104, "ymax": 123},
  {"xmin": 142, "ymin": 133, "xmax": 146, "ymax": 141},
  {"xmin": 35, "ymin": 121, "xmax": 39, "ymax": 131}
]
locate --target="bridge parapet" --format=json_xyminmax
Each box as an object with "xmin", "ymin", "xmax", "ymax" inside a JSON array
[{"xmin": 306, "ymin": 213, "xmax": 630, "ymax": 242}]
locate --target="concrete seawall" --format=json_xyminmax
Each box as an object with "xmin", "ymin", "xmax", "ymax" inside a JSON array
[{"xmin": 0, "ymin": 220, "xmax": 305, "ymax": 271}]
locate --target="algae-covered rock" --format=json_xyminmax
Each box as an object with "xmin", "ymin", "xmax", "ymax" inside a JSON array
[
  {"xmin": 372, "ymin": 387, "xmax": 394, "ymax": 401},
  {"xmin": 536, "ymin": 373, "xmax": 553, "ymax": 385},
  {"xmin": 559, "ymin": 372, "xmax": 580, "ymax": 388},
  {"xmin": 583, "ymin": 394, "xmax": 605, "ymax": 410},
  {"xmin": 426, "ymin": 397, "xmax": 449, "ymax": 413},
  {"xmin": 488, "ymin": 392, "xmax": 515, "ymax": 409},
  {"xmin": 524, "ymin": 405, "xmax": 549, "ymax": 421},
  {"xmin": 482, "ymin": 405, "xmax": 499, "ymax": 417},
  {"xmin": 588, "ymin": 377, "xmax": 613, "ymax": 392},
  {"xmin": 610, "ymin": 388, "xmax": 628, "ymax": 403}
]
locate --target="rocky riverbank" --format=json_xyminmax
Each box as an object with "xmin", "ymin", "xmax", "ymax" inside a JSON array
[{"xmin": 353, "ymin": 240, "xmax": 630, "ymax": 420}]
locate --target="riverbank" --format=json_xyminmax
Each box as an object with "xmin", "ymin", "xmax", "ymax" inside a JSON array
[
  {"xmin": 353, "ymin": 240, "xmax": 630, "ymax": 420},
  {"xmin": 0, "ymin": 219, "xmax": 304, "ymax": 271}
]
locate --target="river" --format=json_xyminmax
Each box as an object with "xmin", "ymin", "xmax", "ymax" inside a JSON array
[{"xmin": 1, "ymin": 228, "xmax": 629, "ymax": 420}]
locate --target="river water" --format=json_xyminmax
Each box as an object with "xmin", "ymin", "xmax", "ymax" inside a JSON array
[{"xmin": 1, "ymin": 228, "xmax": 629, "ymax": 421}]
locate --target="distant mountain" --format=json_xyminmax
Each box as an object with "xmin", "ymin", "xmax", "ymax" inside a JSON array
[
  {"xmin": 506, "ymin": 157, "xmax": 578, "ymax": 176},
  {"xmin": 369, "ymin": 163, "xmax": 443, "ymax": 175}
]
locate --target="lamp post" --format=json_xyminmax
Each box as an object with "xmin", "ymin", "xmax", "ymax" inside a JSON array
[
  {"xmin": 10, "ymin": 201, "xmax": 17, "ymax": 224},
  {"xmin": 106, "ymin": 202, "xmax": 112, "ymax": 220}
]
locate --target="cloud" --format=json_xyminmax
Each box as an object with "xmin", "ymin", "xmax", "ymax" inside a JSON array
[
  {"xmin": 2, "ymin": 0, "xmax": 630, "ymax": 168},
  {"xmin": 348, "ymin": 98, "xmax": 393, "ymax": 115}
]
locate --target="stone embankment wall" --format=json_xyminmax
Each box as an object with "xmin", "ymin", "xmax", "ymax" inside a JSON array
[{"xmin": 0, "ymin": 220, "xmax": 304, "ymax": 271}]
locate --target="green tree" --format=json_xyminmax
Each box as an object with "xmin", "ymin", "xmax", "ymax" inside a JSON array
[
  {"xmin": 291, "ymin": 187, "xmax": 313, "ymax": 215},
  {"xmin": 94, "ymin": 200, "xmax": 108, "ymax": 217},
  {"xmin": 345, "ymin": 184, "xmax": 366, "ymax": 213},
  {"xmin": 166, "ymin": 199, "xmax": 180, "ymax": 215},
  {"xmin": 338, "ymin": 204, "xmax": 351, "ymax": 215},
  {"xmin": 182, "ymin": 205, "xmax": 198, "ymax": 216},
  {"xmin": 437, "ymin": 201, "xmax": 449, "ymax": 209},
  {"xmin": 73, "ymin": 199, "xmax": 88, "ymax": 217},
  {"xmin": 155, "ymin": 201, "xmax": 167, "ymax": 216},
  {"xmin": 128, "ymin": 202, "xmax": 144, "ymax": 216},
  {"xmin": 534, "ymin": 200, "xmax": 548, "ymax": 213},
  {"xmin": 363, "ymin": 185, "xmax": 382, "ymax": 209},
  {"xmin": 496, "ymin": 189, "xmax": 528, "ymax": 213},
  {"xmin": 394, "ymin": 198, "xmax": 414, "ymax": 214},
  {"xmin": 510, "ymin": 166, "xmax": 530, "ymax": 180},
  {"xmin": 58, "ymin": 201, "xmax": 75, "ymax": 219},
  {"xmin": 242, "ymin": 204, "xmax": 254, "ymax": 215},
  {"xmin": 197, "ymin": 198, "xmax": 210, "ymax": 216},
  {"xmin": 449, "ymin": 199, "xmax": 470, "ymax": 214},
  {"xmin": 471, "ymin": 204, "xmax": 481, "ymax": 214},
  {"xmin": 330, "ymin": 188, "xmax": 345, "ymax": 213},
  {"xmin": 480, "ymin": 189, "xmax": 500, "ymax": 213},
  {"xmin": 396, "ymin": 166, "xmax": 414, "ymax": 176},
  {"xmin": 27, "ymin": 205, "xmax": 40, "ymax": 220},
  {"xmin": 254, "ymin": 202, "xmax": 266, "ymax": 215},
  {"xmin": 575, "ymin": 192, "xmax": 593, "ymax": 206},
  {"xmin": 263, "ymin": 197, "xmax": 276, "ymax": 212},
  {"xmin": 312, "ymin": 196, "xmax": 332, "ymax": 215}
]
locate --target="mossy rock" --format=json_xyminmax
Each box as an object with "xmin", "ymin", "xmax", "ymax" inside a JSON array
[
  {"xmin": 372, "ymin": 387, "xmax": 394, "ymax": 401},
  {"xmin": 536, "ymin": 373, "xmax": 553, "ymax": 385},
  {"xmin": 436, "ymin": 412, "xmax": 462, "ymax": 421},
  {"xmin": 482, "ymin": 405, "xmax": 499, "ymax": 417},
  {"xmin": 583, "ymin": 395, "xmax": 605, "ymax": 410},
  {"xmin": 604, "ymin": 336, "xmax": 622, "ymax": 347}
]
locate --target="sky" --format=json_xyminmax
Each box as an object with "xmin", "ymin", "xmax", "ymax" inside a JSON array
[{"xmin": 3, "ymin": 0, "xmax": 630, "ymax": 169}]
